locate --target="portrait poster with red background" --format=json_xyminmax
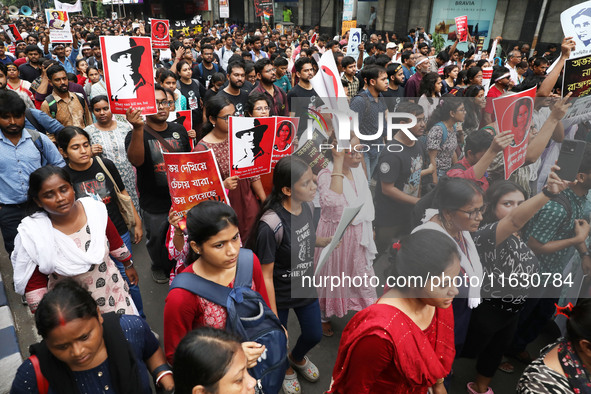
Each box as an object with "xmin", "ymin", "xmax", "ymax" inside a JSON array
[
  {"xmin": 100, "ymin": 36, "xmax": 157, "ymax": 115},
  {"xmin": 163, "ymin": 150, "xmax": 229, "ymax": 219},
  {"xmin": 493, "ymin": 86, "xmax": 537, "ymax": 179},
  {"xmin": 151, "ymin": 19, "xmax": 170, "ymax": 49},
  {"xmin": 229, "ymin": 116, "xmax": 276, "ymax": 179},
  {"xmin": 271, "ymin": 117, "xmax": 298, "ymax": 169}
]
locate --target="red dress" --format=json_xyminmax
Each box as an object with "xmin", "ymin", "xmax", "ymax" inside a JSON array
[
  {"xmin": 328, "ymin": 304, "xmax": 455, "ymax": 394},
  {"xmin": 163, "ymin": 254, "xmax": 271, "ymax": 363}
]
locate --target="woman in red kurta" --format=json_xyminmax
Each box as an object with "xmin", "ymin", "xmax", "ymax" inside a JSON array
[
  {"xmin": 163, "ymin": 201, "xmax": 270, "ymax": 366},
  {"xmin": 328, "ymin": 229, "xmax": 460, "ymax": 394}
]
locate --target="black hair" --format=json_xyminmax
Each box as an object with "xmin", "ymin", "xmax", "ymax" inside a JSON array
[
  {"xmin": 482, "ymin": 180, "xmax": 527, "ymax": 225},
  {"xmin": 467, "ymin": 66, "xmax": 482, "ymax": 84},
  {"xmin": 512, "ymin": 97, "xmax": 532, "ymax": 127},
  {"xmin": 66, "ymin": 73, "xmax": 77, "ymax": 83},
  {"xmin": 426, "ymin": 96, "xmax": 464, "ymax": 130},
  {"xmin": 456, "ymin": 69, "xmax": 468, "ymax": 86},
  {"xmin": 385, "ymin": 229, "xmax": 460, "ymax": 289},
  {"xmin": 491, "ymin": 65, "xmax": 510, "ymax": 84},
  {"xmin": 90, "ymin": 95, "xmax": 109, "ymax": 111},
  {"xmin": 57, "ymin": 126, "xmax": 90, "ymax": 152},
  {"xmin": 24, "ymin": 44, "xmax": 42, "ymax": 55},
  {"xmin": 158, "ymin": 69, "xmax": 177, "ymax": 84},
  {"xmin": 419, "ymin": 72, "xmax": 441, "ymax": 102},
  {"xmin": 47, "ymin": 64, "xmax": 67, "ymax": 80},
  {"xmin": 433, "ymin": 178, "xmax": 484, "ymax": 223},
  {"xmin": 35, "ymin": 278, "xmax": 98, "ymax": 339},
  {"xmin": 226, "ymin": 61, "xmax": 245, "ymax": 75},
  {"xmin": 26, "ymin": 165, "xmax": 72, "ymax": 214},
  {"xmin": 276, "ymin": 120, "xmax": 293, "ymax": 139},
  {"xmin": 154, "ymin": 83, "xmax": 174, "ymax": 101},
  {"xmin": 374, "ymin": 54, "xmax": 391, "ymax": 68},
  {"xmin": 401, "ymin": 51, "xmax": 412, "ymax": 63},
  {"xmin": 476, "ymin": 59, "xmax": 490, "ymax": 68},
  {"xmin": 202, "ymin": 94, "xmax": 233, "ymax": 136},
  {"xmin": 254, "ymin": 57, "xmax": 272, "ymax": 75},
  {"xmin": 443, "ymin": 64, "xmax": 459, "ymax": 79},
  {"xmin": 294, "ymin": 56, "xmax": 313, "ymax": 74},
  {"xmin": 0, "ymin": 89, "xmax": 26, "ymax": 117},
  {"xmin": 341, "ymin": 56, "xmax": 356, "ymax": 69},
  {"xmin": 173, "ymin": 327, "xmax": 242, "ymax": 394},
  {"xmin": 245, "ymin": 92, "xmax": 271, "ymax": 116},
  {"xmin": 176, "ymin": 59, "xmax": 192, "ymax": 77},
  {"xmin": 273, "ymin": 56, "xmax": 288, "ymax": 67},
  {"xmin": 360, "ymin": 65, "xmax": 386, "ymax": 85},
  {"xmin": 75, "ymin": 58, "xmax": 87, "ymax": 70},
  {"xmin": 396, "ymin": 101, "xmax": 424, "ymax": 116},
  {"xmin": 209, "ymin": 72, "xmax": 226, "ymax": 89},
  {"xmin": 464, "ymin": 128, "xmax": 493, "ymax": 156}
]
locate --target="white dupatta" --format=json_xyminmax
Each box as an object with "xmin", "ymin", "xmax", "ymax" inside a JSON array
[{"xmin": 12, "ymin": 198, "xmax": 109, "ymax": 295}]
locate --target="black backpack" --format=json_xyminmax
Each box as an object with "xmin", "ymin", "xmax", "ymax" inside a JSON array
[{"xmin": 169, "ymin": 248, "xmax": 288, "ymax": 394}]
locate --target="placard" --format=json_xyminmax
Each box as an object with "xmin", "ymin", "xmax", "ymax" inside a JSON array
[
  {"xmin": 562, "ymin": 54, "xmax": 591, "ymax": 97},
  {"xmin": 272, "ymin": 117, "xmax": 299, "ymax": 169},
  {"xmin": 561, "ymin": 1, "xmax": 591, "ymax": 59},
  {"xmin": 455, "ymin": 15, "xmax": 468, "ymax": 42},
  {"xmin": 164, "ymin": 150, "xmax": 229, "ymax": 218},
  {"xmin": 229, "ymin": 116, "xmax": 275, "ymax": 178},
  {"xmin": 341, "ymin": 20, "xmax": 356, "ymax": 37},
  {"xmin": 100, "ymin": 36, "xmax": 157, "ymax": 115},
  {"xmin": 151, "ymin": 19, "xmax": 170, "ymax": 49},
  {"xmin": 46, "ymin": 10, "xmax": 73, "ymax": 43},
  {"xmin": 2, "ymin": 24, "xmax": 22, "ymax": 43},
  {"xmin": 169, "ymin": 16, "xmax": 203, "ymax": 37},
  {"xmin": 347, "ymin": 28, "xmax": 362, "ymax": 58}
]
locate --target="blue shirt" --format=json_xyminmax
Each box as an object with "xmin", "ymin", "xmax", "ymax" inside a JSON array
[
  {"xmin": 24, "ymin": 108, "xmax": 64, "ymax": 135},
  {"xmin": 0, "ymin": 128, "xmax": 65, "ymax": 204},
  {"xmin": 45, "ymin": 47, "xmax": 79, "ymax": 74}
]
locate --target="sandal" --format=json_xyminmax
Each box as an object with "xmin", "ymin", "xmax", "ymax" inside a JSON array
[
  {"xmin": 498, "ymin": 361, "xmax": 514, "ymax": 374},
  {"xmin": 467, "ymin": 382, "xmax": 494, "ymax": 394},
  {"xmin": 282, "ymin": 372, "xmax": 301, "ymax": 394},
  {"xmin": 322, "ymin": 322, "xmax": 334, "ymax": 337},
  {"xmin": 289, "ymin": 355, "xmax": 320, "ymax": 382}
]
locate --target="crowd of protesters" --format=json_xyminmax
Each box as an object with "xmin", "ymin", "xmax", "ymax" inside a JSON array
[{"xmin": 2, "ymin": 9, "xmax": 591, "ymax": 394}]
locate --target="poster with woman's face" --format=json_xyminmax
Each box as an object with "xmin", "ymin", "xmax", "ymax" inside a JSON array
[
  {"xmin": 100, "ymin": 35, "xmax": 156, "ymax": 115},
  {"xmin": 229, "ymin": 116, "xmax": 275, "ymax": 179},
  {"xmin": 151, "ymin": 19, "xmax": 170, "ymax": 49},
  {"xmin": 45, "ymin": 9, "xmax": 72, "ymax": 43},
  {"xmin": 271, "ymin": 117, "xmax": 298, "ymax": 169}
]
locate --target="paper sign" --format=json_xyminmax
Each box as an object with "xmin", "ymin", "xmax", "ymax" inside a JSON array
[
  {"xmin": 2, "ymin": 24, "xmax": 22, "ymax": 43},
  {"xmin": 493, "ymin": 86, "xmax": 537, "ymax": 179},
  {"xmin": 476, "ymin": 36, "xmax": 485, "ymax": 53},
  {"xmin": 293, "ymin": 129, "xmax": 330, "ymax": 174},
  {"xmin": 482, "ymin": 66, "xmax": 493, "ymax": 94},
  {"xmin": 347, "ymin": 28, "xmax": 362, "ymax": 58},
  {"xmin": 100, "ymin": 36, "xmax": 157, "ymax": 115},
  {"xmin": 46, "ymin": 10, "xmax": 72, "ymax": 43},
  {"xmin": 341, "ymin": 20, "xmax": 356, "ymax": 37},
  {"xmin": 562, "ymin": 54, "xmax": 591, "ymax": 97},
  {"xmin": 455, "ymin": 15, "xmax": 468, "ymax": 42},
  {"xmin": 561, "ymin": 1, "xmax": 591, "ymax": 58},
  {"xmin": 229, "ymin": 116, "xmax": 275, "ymax": 179},
  {"xmin": 164, "ymin": 150, "xmax": 229, "ymax": 218},
  {"xmin": 314, "ymin": 204, "xmax": 363, "ymax": 275},
  {"xmin": 151, "ymin": 19, "xmax": 170, "ymax": 49},
  {"xmin": 272, "ymin": 117, "xmax": 298, "ymax": 169},
  {"xmin": 219, "ymin": 0, "xmax": 229, "ymax": 18}
]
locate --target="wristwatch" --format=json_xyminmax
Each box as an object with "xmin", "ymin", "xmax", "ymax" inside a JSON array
[
  {"xmin": 579, "ymin": 251, "xmax": 591, "ymax": 258},
  {"xmin": 124, "ymin": 259, "xmax": 134, "ymax": 270}
]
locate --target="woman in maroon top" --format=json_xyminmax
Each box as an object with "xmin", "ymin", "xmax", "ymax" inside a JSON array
[
  {"xmin": 163, "ymin": 201, "xmax": 270, "ymax": 366},
  {"xmin": 328, "ymin": 229, "xmax": 460, "ymax": 394}
]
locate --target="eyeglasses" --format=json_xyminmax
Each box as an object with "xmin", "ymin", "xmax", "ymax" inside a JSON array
[
  {"xmin": 156, "ymin": 100, "xmax": 175, "ymax": 108},
  {"xmin": 456, "ymin": 205, "xmax": 486, "ymax": 219},
  {"xmin": 254, "ymin": 106, "xmax": 270, "ymax": 112},
  {"xmin": 217, "ymin": 115, "xmax": 230, "ymax": 121}
]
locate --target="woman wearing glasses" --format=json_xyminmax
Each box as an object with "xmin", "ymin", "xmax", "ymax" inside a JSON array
[
  {"xmin": 193, "ymin": 95, "xmax": 266, "ymax": 243},
  {"xmin": 412, "ymin": 177, "xmax": 485, "ymax": 361}
]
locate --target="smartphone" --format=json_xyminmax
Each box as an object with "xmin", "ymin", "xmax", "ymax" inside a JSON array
[{"xmin": 556, "ymin": 139, "xmax": 586, "ymax": 181}]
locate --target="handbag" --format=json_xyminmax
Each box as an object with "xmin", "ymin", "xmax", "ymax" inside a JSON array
[{"xmin": 95, "ymin": 156, "xmax": 136, "ymax": 231}]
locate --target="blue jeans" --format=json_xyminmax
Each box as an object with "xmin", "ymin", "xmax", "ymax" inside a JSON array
[
  {"xmin": 278, "ymin": 299, "xmax": 322, "ymax": 362},
  {"xmin": 363, "ymin": 145, "xmax": 380, "ymax": 179},
  {"xmin": 113, "ymin": 231, "xmax": 145, "ymax": 319}
]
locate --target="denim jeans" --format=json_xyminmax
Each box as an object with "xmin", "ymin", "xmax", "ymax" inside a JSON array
[
  {"xmin": 112, "ymin": 231, "xmax": 146, "ymax": 319},
  {"xmin": 141, "ymin": 209, "xmax": 175, "ymax": 275},
  {"xmin": 278, "ymin": 299, "xmax": 322, "ymax": 362},
  {"xmin": 363, "ymin": 145, "xmax": 380, "ymax": 180}
]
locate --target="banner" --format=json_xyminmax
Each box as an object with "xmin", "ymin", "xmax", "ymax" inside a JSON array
[
  {"xmin": 562, "ymin": 54, "xmax": 591, "ymax": 97},
  {"xmin": 493, "ymin": 86, "xmax": 537, "ymax": 179},
  {"xmin": 293, "ymin": 129, "xmax": 330, "ymax": 175},
  {"xmin": 347, "ymin": 28, "xmax": 362, "ymax": 58},
  {"xmin": 430, "ymin": 0, "xmax": 497, "ymax": 49},
  {"xmin": 341, "ymin": 20, "xmax": 356, "ymax": 37},
  {"xmin": 229, "ymin": 117, "xmax": 275, "ymax": 178},
  {"xmin": 272, "ymin": 117, "xmax": 299, "ymax": 169},
  {"xmin": 100, "ymin": 36, "xmax": 157, "ymax": 115},
  {"xmin": 151, "ymin": 19, "xmax": 170, "ymax": 49},
  {"xmin": 169, "ymin": 16, "xmax": 203, "ymax": 37},
  {"xmin": 46, "ymin": 10, "xmax": 72, "ymax": 44},
  {"xmin": 455, "ymin": 15, "xmax": 468, "ymax": 42},
  {"xmin": 254, "ymin": 0, "xmax": 272, "ymax": 18},
  {"xmin": 220, "ymin": 0, "xmax": 229, "ymax": 18},
  {"xmin": 164, "ymin": 150, "xmax": 229, "ymax": 218},
  {"xmin": 561, "ymin": 1, "xmax": 591, "ymax": 59},
  {"xmin": 343, "ymin": 0, "xmax": 356, "ymax": 21},
  {"xmin": 54, "ymin": 0, "xmax": 82, "ymax": 12},
  {"xmin": 2, "ymin": 24, "xmax": 22, "ymax": 43}
]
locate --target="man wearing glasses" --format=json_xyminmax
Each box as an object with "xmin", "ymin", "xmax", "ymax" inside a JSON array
[{"xmin": 125, "ymin": 84, "xmax": 191, "ymax": 284}]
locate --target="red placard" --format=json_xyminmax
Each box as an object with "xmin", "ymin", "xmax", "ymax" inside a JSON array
[
  {"xmin": 163, "ymin": 150, "xmax": 229, "ymax": 218},
  {"xmin": 493, "ymin": 86, "xmax": 537, "ymax": 179},
  {"xmin": 100, "ymin": 36, "xmax": 157, "ymax": 115},
  {"xmin": 271, "ymin": 117, "xmax": 298, "ymax": 169},
  {"xmin": 151, "ymin": 19, "xmax": 170, "ymax": 49},
  {"xmin": 2, "ymin": 24, "xmax": 22, "ymax": 42},
  {"xmin": 229, "ymin": 116, "xmax": 275, "ymax": 179},
  {"xmin": 455, "ymin": 15, "xmax": 468, "ymax": 42}
]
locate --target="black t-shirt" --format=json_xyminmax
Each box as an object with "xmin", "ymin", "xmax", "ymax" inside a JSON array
[
  {"xmin": 381, "ymin": 86, "xmax": 405, "ymax": 112},
  {"xmin": 178, "ymin": 80, "xmax": 203, "ymax": 127},
  {"xmin": 192, "ymin": 62, "xmax": 225, "ymax": 90},
  {"xmin": 287, "ymin": 84, "xmax": 322, "ymax": 137},
  {"xmin": 473, "ymin": 222, "xmax": 540, "ymax": 313},
  {"xmin": 18, "ymin": 63, "xmax": 41, "ymax": 84},
  {"xmin": 254, "ymin": 203, "xmax": 317, "ymax": 310},
  {"xmin": 374, "ymin": 140, "xmax": 424, "ymax": 227},
  {"xmin": 64, "ymin": 158, "xmax": 128, "ymax": 235},
  {"xmin": 217, "ymin": 88, "xmax": 250, "ymax": 117},
  {"xmin": 124, "ymin": 122, "xmax": 191, "ymax": 213}
]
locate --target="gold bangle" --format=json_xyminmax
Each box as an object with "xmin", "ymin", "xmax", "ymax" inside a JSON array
[{"xmin": 436, "ymin": 378, "xmax": 445, "ymax": 384}]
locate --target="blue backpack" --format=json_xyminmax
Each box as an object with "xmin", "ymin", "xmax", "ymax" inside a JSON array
[{"xmin": 169, "ymin": 248, "xmax": 288, "ymax": 394}]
